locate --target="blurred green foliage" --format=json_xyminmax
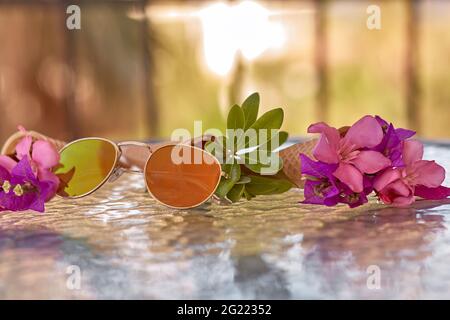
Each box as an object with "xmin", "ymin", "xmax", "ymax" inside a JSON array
[{"xmin": 152, "ymin": 0, "xmax": 449, "ymax": 140}]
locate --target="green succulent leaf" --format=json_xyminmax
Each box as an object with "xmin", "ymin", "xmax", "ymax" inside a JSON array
[
  {"xmin": 212, "ymin": 92, "xmax": 292, "ymax": 202},
  {"xmin": 242, "ymin": 92, "xmax": 260, "ymax": 130},
  {"xmin": 244, "ymin": 154, "xmax": 283, "ymax": 175},
  {"xmin": 215, "ymin": 163, "xmax": 241, "ymax": 198},
  {"xmin": 243, "ymin": 108, "xmax": 284, "ymax": 149},
  {"xmin": 235, "ymin": 176, "xmax": 251, "ymax": 184},
  {"xmin": 245, "ymin": 176, "xmax": 293, "ymax": 195},
  {"xmin": 227, "ymin": 184, "xmax": 245, "ymax": 202},
  {"xmin": 241, "ymin": 130, "xmax": 288, "ymax": 166},
  {"xmin": 226, "ymin": 105, "xmax": 245, "ymax": 149},
  {"xmin": 243, "ymin": 188, "xmax": 255, "ymax": 200},
  {"xmin": 227, "ymin": 104, "xmax": 245, "ymax": 131},
  {"xmin": 260, "ymin": 130, "xmax": 289, "ymax": 152},
  {"xmin": 249, "ymin": 108, "xmax": 284, "ymax": 132}
]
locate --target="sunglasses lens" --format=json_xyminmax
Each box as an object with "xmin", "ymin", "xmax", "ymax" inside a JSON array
[
  {"xmin": 145, "ymin": 145, "xmax": 221, "ymax": 208},
  {"xmin": 55, "ymin": 139, "xmax": 118, "ymax": 197}
]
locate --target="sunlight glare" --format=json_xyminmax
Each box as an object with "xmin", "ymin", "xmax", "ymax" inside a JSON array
[{"xmin": 198, "ymin": 1, "xmax": 286, "ymax": 76}]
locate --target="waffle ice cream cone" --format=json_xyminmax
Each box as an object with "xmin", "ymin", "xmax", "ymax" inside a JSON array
[
  {"xmin": 1, "ymin": 130, "xmax": 66, "ymax": 156},
  {"xmin": 279, "ymin": 138, "xmax": 317, "ymax": 188}
]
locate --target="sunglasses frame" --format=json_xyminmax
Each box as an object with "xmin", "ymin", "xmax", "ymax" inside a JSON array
[
  {"xmin": 56, "ymin": 137, "xmax": 223, "ymax": 209},
  {"xmin": 56, "ymin": 137, "xmax": 122, "ymax": 199}
]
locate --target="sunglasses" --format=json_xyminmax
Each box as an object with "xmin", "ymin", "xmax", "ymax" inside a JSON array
[{"xmin": 52, "ymin": 137, "xmax": 222, "ymax": 209}]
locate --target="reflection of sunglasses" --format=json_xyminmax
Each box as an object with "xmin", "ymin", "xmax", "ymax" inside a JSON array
[{"xmin": 2, "ymin": 133, "xmax": 223, "ymax": 209}]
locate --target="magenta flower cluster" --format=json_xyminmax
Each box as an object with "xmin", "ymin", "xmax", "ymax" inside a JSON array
[
  {"xmin": 301, "ymin": 115, "xmax": 450, "ymax": 208},
  {"xmin": 0, "ymin": 127, "xmax": 60, "ymax": 212}
]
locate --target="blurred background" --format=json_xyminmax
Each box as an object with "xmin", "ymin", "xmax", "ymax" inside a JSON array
[{"xmin": 0, "ymin": 0, "xmax": 449, "ymax": 143}]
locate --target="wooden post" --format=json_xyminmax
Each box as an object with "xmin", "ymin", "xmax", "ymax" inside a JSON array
[
  {"xmin": 405, "ymin": 0, "xmax": 421, "ymax": 134},
  {"xmin": 63, "ymin": 0, "xmax": 80, "ymax": 139},
  {"xmin": 140, "ymin": 0, "xmax": 159, "ymax": 138},
  {"xmin": 228, "ymin": 53, "xmax": 245, "ymax": 107},
  {"xmin": 315, "ymin": 0, "xmax": 328, "ymax": 122}
]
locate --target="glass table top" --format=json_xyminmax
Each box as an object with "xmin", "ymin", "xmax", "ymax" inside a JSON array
[{"xmin": 1, "ymin": 142, "xmax": 450, "ymax": 299}]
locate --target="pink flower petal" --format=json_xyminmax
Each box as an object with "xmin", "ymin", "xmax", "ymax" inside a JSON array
[
  {"xmin": 414, "ymin": 185, "xmax": 450, "ymax": 200},
  {"xmin": 402, "ymin": 140, "xmax": 423, "ymax": 165},
  {"xmin": 0, "ymin": 155, "xmax": 17, "ymax": 172},
  {"xmin": 32, "ymin": 140, "xmax": 60, "ymax": 169},
  {"xmin": 373, "ymin": 167, "xmax": 402, "ymax": 191},
  {"xmin": 333, "ymin": 163, "xmax": 364, "ymax": 193},
  {"xmin": 352, "ymin": 150, "xmax": 391, "ymax": 174},
  {"xmin": 308, "ymin": 122, "xmax": 340, "ymax": 163},
  {"xmin": 378, "ymin": 180, "xmax": 414, "ymax": 207},
  {"xmin": 17, "ymin": 125, "xmax": 28, "ymax": 134},
  {"xmin": 344, "ymin": 115, "xmax": 383, "ymax": 149},
  {"xmin": 15, "ymin": 135, "xmax": 32, "ymax": 159},
  {"xmin": 409, "ymin": 160, "xmax": 445, "ymax": 188},
  {"xmin": 390, "ymin": 179, "xmax": 413, "ymax": 197},
  {"xmin": 392, "ymin": 195, "xmax": 415, "ymax": 207}
]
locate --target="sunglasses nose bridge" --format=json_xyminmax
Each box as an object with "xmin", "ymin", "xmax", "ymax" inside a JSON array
[
  {"xmin": 117, "ymin": 141, "xmax": 152, "ymax": 173},
  {"xmin": 108, "ymin": 167, "xmax": 124, "ymax": 183}
]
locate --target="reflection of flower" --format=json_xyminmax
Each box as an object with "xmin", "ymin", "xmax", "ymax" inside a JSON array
[
  {"xmin": 0, "ymin": 157, "xmax": 54, "ymax": 212},
  {"xmin": 301, "ymin": 115, "xmax": 450, "ymax": 209},
  {"xmin": 374, "ymin": 140, "xmax": 449, "ymax": 206}
]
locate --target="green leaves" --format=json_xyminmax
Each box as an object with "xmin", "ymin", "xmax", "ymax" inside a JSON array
[
  {"xmin": 249, "ymin": 108, "xmax": 284, "ymax": 132},
  {"xmin": 242, "ymin": 108, "xmax": 284, "ymax": 149},
  {"xmin": 215, "ymin": 163, "xmax": 241, "ymax": 198},
  {"xmin": 213, "ymin": 92, "xmax": 292, "ymax": 203},
  {"xmin": 245, "ymin": 176, "xmax": 293, "ymax": 195},
  {"xmin": 227, "ymin": 104, "xmax": 245, "ymax": 130},
  {"xmin": 227, "ymin": 184, "xmax": 245, "ymax": 202},
  {"xmin": 244, "ymin": 155, "xmax": 283, "ymax": 175},
  {"xmin": 242, "ymin": 92, "xmax": 259, "ymax": 130}
]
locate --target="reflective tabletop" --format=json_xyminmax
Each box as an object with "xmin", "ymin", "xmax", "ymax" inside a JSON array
[{"xmin": 1, "ymin": 142, "xmax": 450, "ymax": 299}]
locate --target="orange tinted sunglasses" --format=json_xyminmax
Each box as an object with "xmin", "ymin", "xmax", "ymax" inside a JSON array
[{"xmin": 54, "ymin": 137, "xmax": 222, "ymax": 209}]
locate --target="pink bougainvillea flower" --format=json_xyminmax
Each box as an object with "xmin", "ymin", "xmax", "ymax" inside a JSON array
[
  {"xmin": 373, "ymin": 116, "xmax": 416, "ymax": 167},
  {"xmin": 300, "ymin": 154, "xmax": 373, "ymax": 208},
  {"xmin": 339, "ymin": 176, "xmax": 374, "ymax": 208},
  {"xmin": 0, "ymin": 157, "xmax": 55, "ymax": 212},
  {"xmin": 374, "ymin": 140, "xmax": 449, "ymax": 207},
  {"xmin": 30, "ymin": 140, "xmax": 61, "ymax": 198},
  {"xmin": 375, "ymin": 116, "xmax": 416, "ymax": 141},
  {"xmin": 16, "ymin": 127, "xmax": 60, "ymax": 198},
  {"xmin": 15, "ymin": 127, "xmax": 60, "ymax": 170},
  {"xmin": 0, "ymin": 126, "xmax": 60, "ymax": 201},
  {"xmin": 300, "ymin": 154, "xmax": 340, "ymax": 206},
  {"xmin": 308, "ymin": 115, "xmax": 391, "ymax": 193},
  {"xmin": 0, "ymin": 155, "xmax": 17, "ymax": 172}
]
